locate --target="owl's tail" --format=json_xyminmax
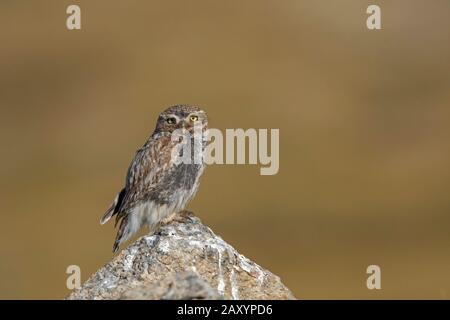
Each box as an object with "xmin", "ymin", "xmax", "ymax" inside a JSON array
[
  {"xmin": 112, "ymin": 214, "xmax": 142, "ymax": 253},
  {"xmin": 100, "ymin": 188, "xmax": 126, "ymax": 225},
  {"xmin": 112, "ymin": 217, "xmax": 128, "ymax": 253},
  {"xmin": 100, "ymin": 206, "xmax": 115, "ymax": 225}
]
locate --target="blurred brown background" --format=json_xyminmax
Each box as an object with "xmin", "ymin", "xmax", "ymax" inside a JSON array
[{"xmin": 1, "ymin": 0, "xmax": 450, "ymax": 299}]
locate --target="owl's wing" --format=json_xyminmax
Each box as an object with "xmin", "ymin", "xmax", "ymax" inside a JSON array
[{"xmin": 100, "ymin": 135, "xmax": 177, "ymax": 226}]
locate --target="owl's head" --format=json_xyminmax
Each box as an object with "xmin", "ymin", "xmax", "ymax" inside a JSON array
[{"xmin": 154, "ymin": 105, "xmax": 208, "ymax": 135}]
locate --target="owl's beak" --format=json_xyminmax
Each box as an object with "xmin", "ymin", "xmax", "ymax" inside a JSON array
[
  {"xmin": 177, "ymin": 119, "xmax": 199, "ymax": 134},
  {"xmin": 176, "ymin": 120, "xmax": 190, "ymax": 133}
]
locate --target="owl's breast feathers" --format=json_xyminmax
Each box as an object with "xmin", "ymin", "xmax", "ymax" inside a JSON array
[{"xmin": 100, "ymin": 134, "xmax": 205, "ymax": 226}]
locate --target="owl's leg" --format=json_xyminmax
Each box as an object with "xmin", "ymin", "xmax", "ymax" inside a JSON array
[
  {"xmin": 160, "ymin": 210, "xmax": 193, "ymax": 225},
  {"xmin": 160, "ymin": 212, "xmax": 177, "ymax": 225}
]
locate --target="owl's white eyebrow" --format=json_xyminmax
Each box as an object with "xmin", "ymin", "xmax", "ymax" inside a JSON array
[{"xmin": 164, "ymin": 114, "xmax": 180, "ymax": 121}]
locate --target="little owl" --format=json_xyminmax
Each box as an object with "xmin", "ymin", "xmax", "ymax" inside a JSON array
[{"xmin": 100, "ymin": 105, "xmax": 208, "ymax": 252}]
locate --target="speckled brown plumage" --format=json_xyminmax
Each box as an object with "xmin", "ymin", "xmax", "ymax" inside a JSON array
[{"xmin": 100, "ymin": 105, "xmax": 208, "ymax": 252}]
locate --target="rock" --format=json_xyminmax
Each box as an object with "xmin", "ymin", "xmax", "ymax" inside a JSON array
[
  {"xmin": 122, "ymin": 272, "xmax": 223, "ymax": 300},
  {"xmin": 66, "ymin": 211, "xmax": 295, "ymax": 300}
]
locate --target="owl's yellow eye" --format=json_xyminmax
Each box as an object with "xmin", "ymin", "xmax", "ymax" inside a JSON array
[
  {"xmin": 190, "ymin": 115, "xmax": 199, "ymax": 122},
  {"xmin": 166, "ymin": 117, "xmax": 176, "ymax": 124}
]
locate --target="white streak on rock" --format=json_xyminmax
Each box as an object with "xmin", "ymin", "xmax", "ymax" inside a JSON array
[
  {"xmin": 238, "ymin": 254, "xmax": 253, "ymax": 273},
  {"xmin": 230, "ymin": 269, "xmax": 239, "ymax": 300},
  {"xmin": 123, "ymin": 248, "xmax": 137, "ymax": 271},
  {"xmin": 238, "ymin": 254, "xmax": 265, "ymax": 285},
  {"xmin": 216, "ymin": 249, "xmax": 225, "ymax": 294}
]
